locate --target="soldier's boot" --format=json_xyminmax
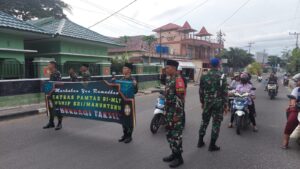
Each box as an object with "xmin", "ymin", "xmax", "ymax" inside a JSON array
[
  {"xmin": 208, "ymin": 139, "xmax": 220, "ymax": 152},
  {"xmin": 118, "ymin": 135, "xmax": 126, "ymax": 142},
  {"xmin": 162, "ymin": 153, "xmax": 175, "ymax": 162},
  {"xmin": 169, "ymin": 153, "xmax": 184, "ymax": 168},
  {"xmin": 124, "ymin": 136, "xmax": 132, "ymax": 144},
  {"xmin": 43, "ymin": 121, "xmax": 55, "ymax": 129},
  {"xmin": 55, "ymin": 120, "xmax": 62, "ymax": 130},
  {"xmin": 197, "ymin": 135, "xmax": 205, "ymax": 148}
]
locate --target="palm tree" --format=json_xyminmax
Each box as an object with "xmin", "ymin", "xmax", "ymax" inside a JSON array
[{"xmin": 143, "ymin": 35, "xmax": 157, "ymax": 64}]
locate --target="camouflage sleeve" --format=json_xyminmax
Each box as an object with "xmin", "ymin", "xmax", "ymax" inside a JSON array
[
  {"xmin": 199, "ymin": 76, "xmax": 205, "ymax": 104},
  {"xmin": 222, "ymin": 74, "xmax": 228, "ymax": 105}
]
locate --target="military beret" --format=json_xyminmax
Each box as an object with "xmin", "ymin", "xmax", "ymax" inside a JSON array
[
  {"xmin": 81, "ymin": 64, "xmax": 89, "ymax": 68},
  {"xmin": 166, "ymin": 60, "xmax": 179, "ymax": 69}
]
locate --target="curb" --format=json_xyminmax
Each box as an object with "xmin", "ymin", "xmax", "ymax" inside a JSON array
[{"xmin": 0, "ymin": 108, "xmax": 46, "ymax": 122}]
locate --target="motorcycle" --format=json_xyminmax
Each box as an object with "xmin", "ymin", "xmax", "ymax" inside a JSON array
[
  {"xmin": 150, "ymin": 91, "xmax": 166, "ymax": 134},
  {"xmin": 267, "ymin": 83, "xmax": 277, "ymax": 100},
  {"xmin": 283, "ymin": 78, "xmax": 289, "ymax": 87},
  {"xmin": 257, "ymin": 76, "xmax": 262, "ymax": 82},
  {"xmin": 232, "ymin": 91, "xmax": 253, "ymax": 135}
]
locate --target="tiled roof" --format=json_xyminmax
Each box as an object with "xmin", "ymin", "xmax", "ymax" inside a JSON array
[
  {"xmin": 29, "ymin": 17, "xmax": 121, "ymax": 46},
  {"xmin": 196, "ymin": 26, "xmax": 212, "ymax": 37},
  {"xmin": 153, "ymin": 23, "xmax": 182, "ymax": 32},
  {"xmin": 0, "ymin": 11, "xmax": 47, "ymax": 34},
  {"xmin": 108, "ymin": 35, "xmax": 153, "ymax": 53},
  {"xmin": 178, "ymin": 21, "xmax": 196, "ymax": 32}
]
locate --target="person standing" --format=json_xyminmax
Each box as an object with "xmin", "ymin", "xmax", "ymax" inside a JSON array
[
  {"xmin": 43, "ymin": 61, "xmax": 63, "ymax": 130},
  {"xmin": 117, "ymin": 63, "xmax": 138, "ymax": 144},
  {"xmin": 162, "ymin": 60, "xmax": 185, "ymax": 168},
  {"xmin": 69, "ymin": 68, "xmax": 78, "ymax": 82},
  {"xmin": 197, "ymin": 58, "xmax": 228, "ymax": 151},
  {"xmin": 80, "ymin": 64, "xmax": 91, "ymax": 81}
]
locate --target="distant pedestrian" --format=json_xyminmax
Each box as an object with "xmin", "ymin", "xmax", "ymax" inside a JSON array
[
  {"xmin": 80, "ymin": 64, "xmax": 91, "ymax": 81},
  {"xmin": 162, "ymin": 60, "xmax": 185, "ymax": 168},
  {"xmin": 69, "ymin": 68, "xmax": 78, "ymax": 82},
  {"xmin": 43, "ymin": 61, "xmax": 63, "ymax": 130},
  {"xmin": 198, "ymin": 58, "xmax": 228, "ymax": 151}
]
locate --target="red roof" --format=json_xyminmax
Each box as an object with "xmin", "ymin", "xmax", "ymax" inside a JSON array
[
  {"xmin": 178, "ymin": 21, "xmax": 196, "ymax": 32},
  {"xmin": 195, "ymin": 26, "xmax": 212, "ymax": 36},
  {"xmin": 153, "ymin": 23, "xmax": 182, "ymax": 32},
  {"xmin": 108, "ymin": 35, "xmax": 154, "ymax": 53}
]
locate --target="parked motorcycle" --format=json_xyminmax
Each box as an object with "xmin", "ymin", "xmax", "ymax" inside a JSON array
[
  {"xmin": 232, "ymin": 91, "xmax": 253, "ymax": 135},
  {"xmin": 150, "ymin": 91, "xmax": 166, "ymax": 134},
  {"xmin": 267, "ymin": 83, "xmax": 277, "ymax": 100}
]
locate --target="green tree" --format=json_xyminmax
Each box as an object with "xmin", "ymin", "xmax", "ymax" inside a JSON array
[
  {"xmin": 0, "ymin": 0, "xmax": 71, "ymax": 20},
  {"xmin": 287, "ymin": 48, "xmax": 300, "ymax": 74},
  {"xmin": 247, "ymin": 62, "xmax": 262, "ymax": 75},
  {"xmin": 267, "ymin": 55, "xmax": 283, "ymax": 67},
  {"xmin": 120, "ymin": 35, "xmax": 130, "ymax": 57},
  {"xmin": 217, "ymin": 47, "xmax": 254, "ymax": 71},
  {"xmin": 143, "ymin": 35, "xmax": 157, "ymax": 63}
]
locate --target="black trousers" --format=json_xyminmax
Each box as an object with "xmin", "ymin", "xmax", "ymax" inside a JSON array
[
  {"xmin": 49, "ymin": 108, "xmax": 62, "ymax": 123},
  {"xmin": 122, "ymin": 125, "xmax": 133, "ymax": 137}
]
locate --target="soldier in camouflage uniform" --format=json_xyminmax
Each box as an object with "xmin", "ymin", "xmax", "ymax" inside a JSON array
[
  {"xmin": 197, "ymin": 58, "xmax": 228, "ymax": 151},
  {"xmin": 163, "ymin": 60, "xmax": 185, "ymax": 168},
  {"xmin": 43, "ymin": 61, "xmax": 63, "ymax": 130},
  {"xmin": 80, "ymin": 64, "xmax": 91, "ymax": 81}
]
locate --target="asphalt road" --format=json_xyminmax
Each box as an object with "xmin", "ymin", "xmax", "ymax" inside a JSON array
[{"xmin": 0, "ymin": 79, "xmax": 299, "ymax": 169}]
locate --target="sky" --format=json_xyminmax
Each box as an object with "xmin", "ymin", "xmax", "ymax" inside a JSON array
[{"xmin": 62, "ymin": 0, "xmax": 300, "ymax": 56}]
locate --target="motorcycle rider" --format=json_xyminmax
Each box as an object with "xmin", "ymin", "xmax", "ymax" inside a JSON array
[
  {"xmin": 231, "ymin": 73, "xmax": 258, "ymax": 132},
  {"xmin": 265, "ymin": 72, "xmax": 278, "ymax": 93},
  {"xmin": 282, "ymin": 74, "xmax": 300, "ymax": 149},
  {"xmin": 230, "ymin": 72, "xmax": 241, "ymax": 89},
  {"xmin": 283, "ymin": 73, "xmax": 289, "ymax": 86}
]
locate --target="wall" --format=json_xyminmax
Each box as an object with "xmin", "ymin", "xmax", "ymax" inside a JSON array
[{"xmin": 60, "ymin": 41, "xmax": 107, "ymax": 56}]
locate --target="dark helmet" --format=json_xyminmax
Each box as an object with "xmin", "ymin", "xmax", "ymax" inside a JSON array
[{"xmin": 240, "ymin": 73, "xmax": 249, "ymax": 84}]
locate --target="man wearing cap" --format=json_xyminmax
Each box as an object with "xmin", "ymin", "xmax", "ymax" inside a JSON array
[
  {"xmin": 162, "ymin": 60, "xmax": 185, "ymax": 168},
  {"xmin": 197, "ymin": 58, "xmax": 228, "ymax": 151},
  {"xmin": 80, "ymin": 64, "xmax": 91, "ymax": 81},
  {"xmin": 43, "ymin": 61, "xmax": 63, "ymax": 130},
  {"xmin": 117, "ymin": 63, "xmax": 138, "ymax": 144}
]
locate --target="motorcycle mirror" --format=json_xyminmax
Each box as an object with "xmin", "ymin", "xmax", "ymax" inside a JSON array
[{"xmin": 287, "ymin": 95, "xmax": 296, "ymax": 100}]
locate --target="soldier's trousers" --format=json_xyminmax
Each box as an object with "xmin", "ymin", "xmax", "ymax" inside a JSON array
[
  {"xmin": 166, "ymin": 127, "xmax": 183, "ymax": 154},
  {"xmin": 199, "ymin": 104, "xmax": 223, "ymax": 141}
]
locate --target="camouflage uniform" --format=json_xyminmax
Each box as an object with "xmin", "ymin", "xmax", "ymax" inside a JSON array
[
  {"xmin": 199, "ymin": 69, "xmax": 228, "ymax": 142},
  {"xmin": 120, "ymin": 76, "xmax": 138, "ymax": 138},
  {"xmin": 82, "ymin": 71, "xmax": 91, "ymax": 81},
  {"xmin": 49, "ymin": 70, "xmax": 62, "ymax": 122},
  {"xmin": 165, "ymin": 74, "xmax": 185, "ymax": 154}
]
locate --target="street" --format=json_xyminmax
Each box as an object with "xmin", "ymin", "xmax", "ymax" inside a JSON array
[{"xmin": 0, "ymin": 80, "xmax": 299, "ymax": 169}]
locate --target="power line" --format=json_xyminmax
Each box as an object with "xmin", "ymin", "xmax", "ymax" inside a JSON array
[
  {"xmin": 217, "ymin": 0, "xmax": 252, "ymax": 28},
  {"xmin": 88, "ymin": 0, "xmax": 138, "ymax": 28},
  {"xmin": 81, "ymin": 0, "xmax": 155, "ymax": 30},
  {"xmin": 246, "ymin": 42, "xmax": 255, "ymax": 54},
  {"xmin": 172, "ymin": 0, "xmax": 210, "ymax": 22}
]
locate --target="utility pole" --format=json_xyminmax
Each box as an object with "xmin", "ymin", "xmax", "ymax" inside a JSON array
[
  {"xmin": 159, "ymin": 29, "xmax": 162, "ymax": 65},
  {"xmin": 247, "ymin": 42, "xmax": 255, "ymax": 54},
  {"xmin": 289, "ymin": 32, "xmax": 300, "ymax": 49}
]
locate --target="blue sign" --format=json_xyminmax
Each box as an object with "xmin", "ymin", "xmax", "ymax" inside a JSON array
[
  {"xmin": 156, "ymin": 45, "xmax": 169, "ymax": 54},
  {"xmin": 44, "ymin": 81, "xmax": 135, "ymax": 128}
]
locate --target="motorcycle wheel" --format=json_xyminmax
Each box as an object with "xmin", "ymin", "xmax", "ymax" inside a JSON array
[
  {"xmin": 236, "ymin": 116, "xmax": 242, "ymax": 135},
  {"xmin": 150, "ymin": 114, "xmax": 163, "ymax": 134}
]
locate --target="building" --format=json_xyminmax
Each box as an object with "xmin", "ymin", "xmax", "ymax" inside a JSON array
[
  {"xmin": 152, "ymin": 21, "xmax": 223, "ymax": 70},
  {"xmin": 0, "ymin": 11, "xmax": 122, "ymax": 79},
  {"xmin": 255, "ymin": 51, "xmax": 268, "ymax": 64}
]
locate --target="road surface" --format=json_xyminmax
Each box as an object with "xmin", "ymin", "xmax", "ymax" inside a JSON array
[{"xmin": 0, "ymin": 80, "xmax": 299, "ymax": 169}]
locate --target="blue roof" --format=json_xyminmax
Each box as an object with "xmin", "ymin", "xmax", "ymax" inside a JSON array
[{"xmin": 0, "ymin": 11, "xmax": 47, "ymax": 34}]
